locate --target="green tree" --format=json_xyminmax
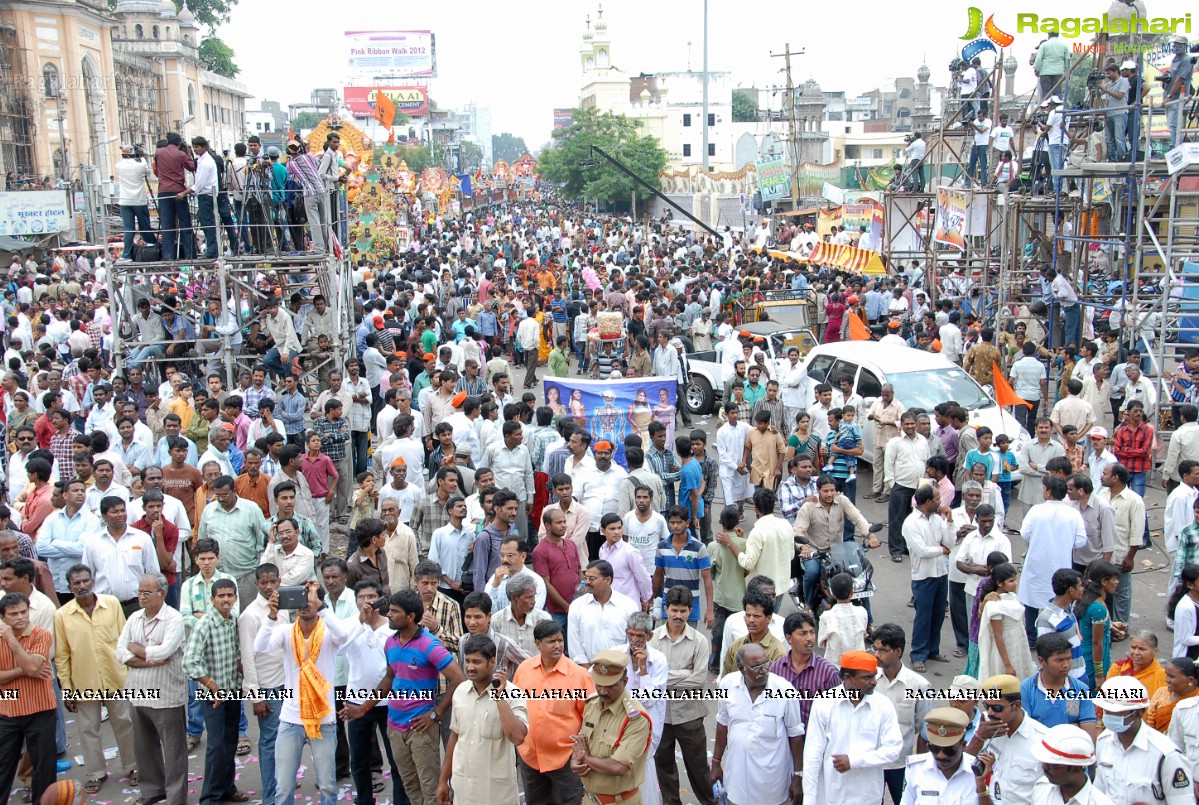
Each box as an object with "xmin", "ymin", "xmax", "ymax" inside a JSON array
[
  {"xmin": 732, "ymin": 90, "xmax": 758, "ymax": 122},
  {"xmin": 198, "ymin": 37, "xmax": 239, "ymax": 78},
  {"xmin": 289, "ymin": 112, "xmax": 324, "ymax": 131},
  {"xmin": 538, "ymin": 107, "xmax": 668, "ymax": 204},
  {"xmin": 491, "ymin": 132, "xmax": 529, "ymax": 164},
  {"xmin": 458, "ymin": 141, "xmax": 484, "ymax": 172}
]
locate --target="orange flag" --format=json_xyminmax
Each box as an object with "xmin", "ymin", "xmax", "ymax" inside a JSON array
[
  {"xmin": 848, "ymin": 315, "xmax": 873, "ymax": 341},
  {"xmin": 373, "ymin": 90, "xmax": 398, "ymax": 130},
  {"xmin": 387, "ymin": 129, "xmax": 396, "ymax": 145},
  {"xmin": 992, "ymin": 362, "xmax": 1032, "ymax": 408}
]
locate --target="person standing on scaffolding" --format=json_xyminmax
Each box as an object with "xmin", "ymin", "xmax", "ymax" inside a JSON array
[
  {"xmin": 904, "ymin": 133, "xmax": 926, "ymax": 192},
  {"xmin": 242, "ymin": 140, "xmax": 274, "ymax": 255},
  {"xmin": 318, "ymin": 134, "xmax": 342, "ymax": 250},
  {"xmin": 1163, "ymin": 34, "xmax": 1194, "ymax": 148},
  {"xmin": 286, "ymin": 141, "xmax": 326, "ymax": 254}
]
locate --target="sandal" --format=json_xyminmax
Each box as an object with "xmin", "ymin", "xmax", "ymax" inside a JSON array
[
  {"xmin": 85, "ymin": 775, "xmax": 108, "ymax": 794},
  {"xmin": 929, "ymin": 654, "xmax": 952, "ymax": 663},
  {"xmin": 236, "ymin": 736, "xmax": 251, "ymax": 756},
  {"xmin": 912, "ymin": 663, "xmax": 927, "ymax": 673},
  {"xmin": 953, "ymin": 647, "xmax": 968, "ymax": 658},
  {"xmin": 128, "ymin": 769, "xmax": 139, "ymax": 787},
  {"xmin": 187, "ymin": 735, "xmax": 201, "ymax": 751}
]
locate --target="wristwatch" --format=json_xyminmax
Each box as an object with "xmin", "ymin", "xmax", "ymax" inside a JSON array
[
  {"xmin": 792, "ymin": 770, "xmax": 804, "ymax": 778},
  {"xmin": 429, "ymin": 710, "xmax": 441, "ymax": 723}
]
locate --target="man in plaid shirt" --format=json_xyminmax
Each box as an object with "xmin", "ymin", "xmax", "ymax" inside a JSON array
[
  {"xmin": 779, "ymin": 455, "xmax": 820, "ymax": 523},
  {"xmin": 182, "ymin": 578, "xmax": 245, "ymax": 805},
  {"xmin": 48, "ymin": 409, "xmax": 76, "ymax": 479},
  {"xmin": 1114, "ymin": 400, "xmax": 1155, "ymax": 493},
  {"xmin": 313, "ymin": 400, "xmax": 352, "ymax": 522}
]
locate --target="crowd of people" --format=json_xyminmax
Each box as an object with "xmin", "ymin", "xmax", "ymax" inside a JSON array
[{"xmin": 2, "ymin": 179, "xmax": 1199, "ymax": 805}]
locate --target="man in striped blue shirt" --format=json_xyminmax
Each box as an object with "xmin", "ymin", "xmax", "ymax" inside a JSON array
[
  {"xmin": 347, "ymin": 589, "xmax": 465, "ymax": 805},
  {"xmin": 652, "ymin": 506, "xmax": 715, "ymax": 628}
]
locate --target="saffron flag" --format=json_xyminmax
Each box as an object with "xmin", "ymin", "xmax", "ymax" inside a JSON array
[
  {"xmin": 992, "ymin": 362, "xmax": 1031, "ymax": 408},
  {"xmin": 287, "ymin": 126, "xmax": 296, "ymax": 144},
  {"xmin": 373, "ymin": 90, "xmax": 398, "ymax": 130},
  {"xmin": 848, "ymin": 315, "xmax": 873, "ymax": 341},
  {"xmin": 387, "ymin": 129, "xmax": 396, "ymax": 145}
]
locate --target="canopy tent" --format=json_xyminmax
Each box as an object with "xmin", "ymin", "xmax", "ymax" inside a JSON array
[
  {"xmin": 752, "ymin": 242, "xmax": 886, "ymax": 275},
  {"xmin": 0, "ymin": 236, "xmax": 39, "ymax": 254}
]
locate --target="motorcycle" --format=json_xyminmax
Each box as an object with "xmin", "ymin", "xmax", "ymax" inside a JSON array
[{"xmin": 790, "ymin": 523, "xmax": 883, "ymax": 619}]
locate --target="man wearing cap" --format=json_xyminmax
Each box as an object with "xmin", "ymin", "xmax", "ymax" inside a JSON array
[
  {"xmin": 712, "ymin": 642, "xmax": 803, "ymax": 805},
  {"xmin": 902, "ymin": 707, "xmax": 986, "ymax": 804},
  {"xmin": 1164, "ymin": 34, "xmax": 1194, "ymax": 147},
  {"xmin": 115, "ymin": 144, "xmax": 157, "ymax": 262},
  {"xmin": 968, "ymin": 674, "xmax": 1050, "ymax": 805},
  {"xmin": 1092, "ymin": 677, "xmax": 1192, "ymax": 805},
  {"xmin": 1028, "ymin": 724, "xmax": 1111, "ymax": 805},
  {"xmin": 803, "ymin": 649, "xmax": 903, "ymax": 805},
  {"xmin": 570, "ymin": 648, "xmax": 652, "ymax": 805}
]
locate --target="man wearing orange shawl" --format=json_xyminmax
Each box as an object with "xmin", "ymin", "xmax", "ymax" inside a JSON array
[{"xmin": 254, "ymin": 579, "xmax": 352, "ymax": 805}]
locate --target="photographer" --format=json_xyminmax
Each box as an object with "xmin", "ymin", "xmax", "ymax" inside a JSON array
[
  {"xmin": 958, "ymin": 58, "xmax": 979, "ymax": 120},
  {"xmin": 191, "ymin": 137, "xmax": 220, "ymax": 260},
  {"xmin": 1097, "ymin": 63, "xmax": 1129, "ymax": 162},
  {"xmin": 904, "ymin": 132, "xmax": 926, "ymax": 192},
  {"xmin": 153, "ymin": 132, "xmax": 196, "ymax": 260},
  {"xmin": 114, "ymin": 144, "xmax": 157, "ymax": 262},
  {"xmin": 1163, "ymin": 33, "xmax": 1194, "ymax": 147}
]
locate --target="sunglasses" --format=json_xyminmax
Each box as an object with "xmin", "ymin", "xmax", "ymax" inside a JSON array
[{"xmin": 929, "ymin": 744, "xmax": 961, "ymax": 755}]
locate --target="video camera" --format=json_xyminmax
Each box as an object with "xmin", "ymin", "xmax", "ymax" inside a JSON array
[{"xmin": 948, "ymin": 57, "xmax": 965, "ymax": 74}]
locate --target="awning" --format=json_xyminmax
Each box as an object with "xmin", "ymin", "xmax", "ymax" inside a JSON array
[
  {"xmin": 806, "ymin": 242, "xmax": 886, "ymax": 275},
  {"xmin": 777, "ymin": 208, "xmax": 820, "ymax": 217},
  {"xmin": 0, "ymin": 236, "xmax": 39, "ymax": 254}
]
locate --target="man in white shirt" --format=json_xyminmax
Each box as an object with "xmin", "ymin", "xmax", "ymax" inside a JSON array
[
  {"xmin": 965, "ymin": 110, "xmax": 993, "ymax": 188},
  {"xmin": 191, "ymin": 137, "xmax": 222, "ymax": 260},
  {"xmin": 237, "ymin": 564, "xmax": 288, "ymax": 805},
  {"xmin": 253, "ymin": 581, "xmax": 352, "ymax": 805},
  {"xmin": 803, "ymin": 649, "xmax": 904, "ymax": 805},
  {"xmin": 1018, "ymin": 476, "xmax": 1088, "ymax": 643},
  {"xmin": 903, "ymin": 486, "xmax": 955, "ymax": 670},
  {"xmin": 1009, "ymin": 342, "xmax": 1048, "ymax": 432},
  {"xmin": 885, "ymin": 414, "xmax": 930, "ymax": 561},
  {"xmin": 939, "ymin": 317, "xmax": 964, "ymax": 364},
  {"xmin": 567, "ymin": 560, "xmax": 639, "ymax": 667},
  {"xmin": 114, "ymin": 145, "xmax": 157, "ymax": 261},
  {"xmin": 780, "ymin": 348, "xmax": 809, "ymax": 428},
  {"xmin": 712, "ymin": 643, "xmax": 804, "ymax": 805},
  {"xmin": 990, "ymin": 113, "xmax": 1015, "ymax": 157}
]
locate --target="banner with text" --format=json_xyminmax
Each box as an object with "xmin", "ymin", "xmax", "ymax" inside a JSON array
[
  {"xmin": 755, "ymin": 157, "xmax": 791, "ymax": 202},
  {"xmin": 933, "ymin": 186, "xmax": 968, "ymax": 250},
  {"xmin": 0, "ymin": 191, "xmax": 71, "ymax": 237},
  {"xmin": 343, "ymin": 86, "xmax": 429, "ymax": 118},
  {"xmin": 542, "ymin": 376, "xmax": 679, "ymax": 469},
  {"xmin": 345, "ymin": 30, "xmax": 436, "ymax": 79}
]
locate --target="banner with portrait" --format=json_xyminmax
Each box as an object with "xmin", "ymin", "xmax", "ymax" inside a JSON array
[
  {"xmin": 542, "ymin": 377, "xmax": 679, "ymax": 469},
  {"xmin": 933, "ymin": 186, "xmax": 969, "ymax": 250}
]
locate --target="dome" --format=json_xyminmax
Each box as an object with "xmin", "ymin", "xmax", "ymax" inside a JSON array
[
  {"xmin": 114, "ymin": 0, "xmax": 163, "ymax": 14},
  {"xmin": 1003, "ymin": 54, "xmax": 1018, "ymax": 72},
  {"xmin": 158, "ymin": 0, "xmax": 177, "ymax": 17},
  {"xmin": 916, "ymin": 63, "xmax": 930, "ymax": 83},
  {"xmin": 801, "ymin": 77, "xmax": 822, "ymax": 97},
  {"xmin": 178, "ymin": 6, "xmax": 198, "ymax": 26},
  {"xmin": 594, "ymin": 5, "xmax": 607, "ymax": 32}
]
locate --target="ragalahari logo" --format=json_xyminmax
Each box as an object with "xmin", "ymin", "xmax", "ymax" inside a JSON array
[{"xmin": 959, "ymin": 7, "xmax": 1015, "ymax": 62}]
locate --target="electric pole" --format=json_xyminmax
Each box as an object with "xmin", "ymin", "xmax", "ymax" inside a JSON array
[
  {"xmin": 701, "ymin": 0, "xmax": 709, "ymax": 170},
  {"xmin": 770, "ymin": 43, "xmax": 804, "ymax": 210}
]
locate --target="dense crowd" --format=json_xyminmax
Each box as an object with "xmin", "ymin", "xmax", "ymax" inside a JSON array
[{"xmin": 3, "ymin": 167, "xmax": 1199, "ymax": 805}]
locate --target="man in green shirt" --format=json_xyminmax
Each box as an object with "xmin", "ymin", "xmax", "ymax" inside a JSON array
[
  {"xmin": 195, "ymin": 475, "xmax": 270, "ymax": 605},
  {"xmin": 547, "ymin": 336, "xmax": 571, "ymax": 378}
]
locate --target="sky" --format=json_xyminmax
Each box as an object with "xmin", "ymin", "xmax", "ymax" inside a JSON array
[{"xmin": 217, "ymin": 0, "xmax": 1192, "ymax": 152}]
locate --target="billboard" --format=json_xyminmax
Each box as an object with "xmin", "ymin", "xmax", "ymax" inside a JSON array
[
  {"xmin": 542, "ymin": 377, "xmax": 679, "ymax": 470},
  {"xmin": 343, "ymin": 86, "xmax": 429, "ymax": 118},
  {"xmin": 345, "ymin": 30, "xmax": 436, "ymax": 79},
  {"xmin": 0, "ymin": 191, "xmax": 71, "ymax": 237},
  {"xmin": 755, "ymin": 157, "xmax": 791, "ymax": 202},
  {"xmin": 553, "ymin": 108, "xmax": 575, "ymax": 130}
]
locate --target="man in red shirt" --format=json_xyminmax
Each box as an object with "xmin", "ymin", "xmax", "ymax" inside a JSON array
[
  {"xmin": 131, "ymin": 488, "xmax": 180, "ymax": 591},
  {"xmin": 153, "ymin": 132, "xmax": 197, "ymax": 260}
]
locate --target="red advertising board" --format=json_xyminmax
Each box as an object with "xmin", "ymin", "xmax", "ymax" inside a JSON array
[{"xmin": 344, "ymin": 86, "xmax": 429, "ymax": 118}]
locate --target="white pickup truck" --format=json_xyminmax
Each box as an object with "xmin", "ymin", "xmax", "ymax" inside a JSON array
[{"xmin": 684, "ymin": 321, "xmax": 817, "ymax": 415}]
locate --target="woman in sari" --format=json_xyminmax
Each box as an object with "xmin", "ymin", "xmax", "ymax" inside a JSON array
[
  {"xmin": 785, "ymin": 412, "xmax": 821, "ymax": 466},
  {"xmin": 1109, "ymin": 630, "xmax": 1168, "ymax": 698},
  {"xmin": 977, "ymin": 563, "xmax": 1036, "ymax": 680},
  {"xmin": 1145, "ymin": 657, "xmax": 1199, "ymax": 733},
  {"xmin": 824, "ymin": 292, "xmax": 846, "ymax": 344},
  {"xmin": 652, "ymin": 388, "xmax": 676, "ymax": 445},
  {"xmin": 627, "ymin": 389, "xmax": 654, "ymax": 445}
]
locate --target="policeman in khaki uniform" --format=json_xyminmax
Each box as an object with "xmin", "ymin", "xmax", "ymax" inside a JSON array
[
  {"xmin": 901, "ymin": 707, "xmax": 990, "ymax": 804},
  {"xmin": 570, "ymin": 648, "xmax": 651, "ymax": 805},
  {"xmin": 1092, "ymin": 678, "xmax": 1193, "ymax": 805},
  {"xmin": 968, "ymin": 674, "xmax": 1050, "ymax": 805}
]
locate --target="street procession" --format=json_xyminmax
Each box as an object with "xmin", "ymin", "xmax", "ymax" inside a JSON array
[{"xmin": 0, "ymin": 0, "xmax": 1198, "ymax": 803}]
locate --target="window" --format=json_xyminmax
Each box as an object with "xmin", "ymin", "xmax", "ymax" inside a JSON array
[
  {"xmin": 707, "ymin": 113, "xmax": 715, "ymax": 126},
  {"xmin": 893, "ymin": 149, "xmax": 901, "ymax": 158},
  {"xmin": 42, "ymin": 64, "xmax": 59, "ymax": 98},
  {"xmin": 187, "ymin": 83, "xmax": 196, "ymax": 117},
  {"xmin": 873, "ymin": 148, "xmax": 883, "ymax": 159},
  {"xmin": 152, "ymin": 25, "xmax": 159, "ymax": 38},
  {"xmin": 134, "ymin": 23, "xmax": 144, "ymax": 39},
  {"xmin": 805, "ymin": 354, "xmax": 837, "ymax": 384},
  {"xmin": 683, "ymin": 113, "xmax": 692, "ymax": 127},
  {"xmin": 682, "ymin": 144, "xmax": 692, "ymax": 157},
  {"xmin": 857, "ymin": 370, "xmax": 882, "ymax": 400},
  {"xmin": 708, "ymin": 143, "xmax": 715, "ymax": 157}
]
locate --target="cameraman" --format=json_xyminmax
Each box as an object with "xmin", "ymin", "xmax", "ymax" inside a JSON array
[
  {"xmin": 958, "ymin": 59, "xmax": 979, "ymax": 120},
  {"xmin": 1097, "ymin": 63, "xmax": 1129, "ymax": 162},
  {"xmin": 114, "ymin": 144, "xmax": 157, "ymax": 262},
  {"xmin": 1164, "ymin": 34, "xmax": 1194, "ymax": 147},
  {"xmin": 153, "ymin": 132, "xmax": 196, "ymax": 260},
  {"xmin": 904, "ymin": 132, "xmax": 926, "ymax": 192},
  {"xmin": 1120, "ymin": 60, "xmax": 1149, "ymax": 160}
]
